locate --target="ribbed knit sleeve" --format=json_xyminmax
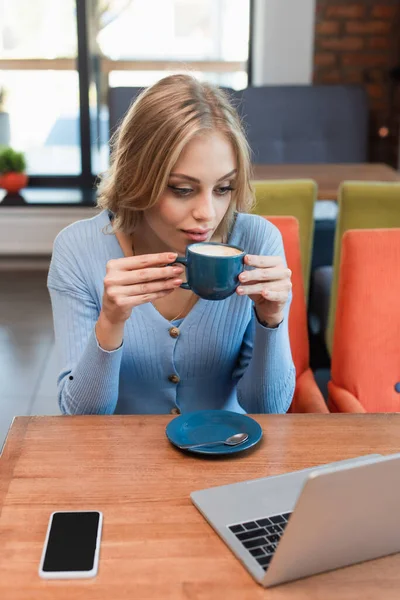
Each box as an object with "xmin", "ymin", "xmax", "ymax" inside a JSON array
[
  {"xmin": 47, "ymin": 225, "xmax": 122, "ymax": 415},
  {"xmin": 232, "ymin": 217, "xmax": 295, "ymax": 413}
]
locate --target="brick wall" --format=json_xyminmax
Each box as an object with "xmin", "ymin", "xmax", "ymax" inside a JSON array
[{"xmin": 314, "ymin": 0, "xmax": 400, "ymax": 166}]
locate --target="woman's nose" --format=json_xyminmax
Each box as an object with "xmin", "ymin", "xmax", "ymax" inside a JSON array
[{"xmin": 192, "ymin": 191, "xmax": 216, "ymax": 221}]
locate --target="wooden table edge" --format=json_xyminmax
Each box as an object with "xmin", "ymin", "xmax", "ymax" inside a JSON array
[{"xmin": 0, "ymin": 416, "xmax": 30, "ymax": 515}]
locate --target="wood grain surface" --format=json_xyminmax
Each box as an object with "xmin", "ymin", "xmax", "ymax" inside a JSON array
[{"xmin": 1, "ymin": 414, "xmax": 400, "ymax": 599}]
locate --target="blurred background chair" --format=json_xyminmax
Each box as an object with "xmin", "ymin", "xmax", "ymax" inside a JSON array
[
  {"xmin": 311, "ymin": 181, "xmax": 400, "ymax": 356},
  {"xmin": 237, "ymin": 85, "xmax": 368, "ymax": 164},
  {"xmin": 254, "ymin": 180, "xmax": 316, "ymax": 298},
  {"xmin": 265, "ymin": 216, "xmax": 328, "ymax": 413},
  {"xmin": 328, "ymin": 228, "xmax": 400, "ymax": 413}
]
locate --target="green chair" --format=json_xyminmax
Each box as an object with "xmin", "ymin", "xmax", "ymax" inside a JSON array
[
  {"xmin": 251, "ymin": 179, "xmax": 317, "ymax": 298},
  {"xmin": 325, "ymin": 181, "xmax": 400, "ymax": 355}
]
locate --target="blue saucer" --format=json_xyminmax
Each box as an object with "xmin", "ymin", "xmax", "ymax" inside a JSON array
[{"xmin": 166, "ymin": 410, "xmax": 263, "ymax": 455}]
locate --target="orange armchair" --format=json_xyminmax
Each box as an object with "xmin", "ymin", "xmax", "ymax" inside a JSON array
[
  {"xmin": 265, "ymin": 216, "xmax": 328, "ymax": 413},
  {"xmin": 328, "ymin": 229, "xmax": 400, "ymax": 412}
]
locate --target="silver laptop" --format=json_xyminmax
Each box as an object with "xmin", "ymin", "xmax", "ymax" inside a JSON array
[{"xmin": 191, "ymin": 453, "xmax": 400, "ymax": 587}]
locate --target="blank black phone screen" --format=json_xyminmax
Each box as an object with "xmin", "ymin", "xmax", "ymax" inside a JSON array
[{"xmin": 42, "ymin": 511, "xmax": 100, "ymax": 572}]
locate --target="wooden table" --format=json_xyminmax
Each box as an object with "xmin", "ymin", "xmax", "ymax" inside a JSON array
[
  {"xmin": 1, "ymin": 414, "xmax": 400, "ymax": 599},
  {"xmin": 252, "ymin": 163, "xmax": 400, "ymax": 200}
]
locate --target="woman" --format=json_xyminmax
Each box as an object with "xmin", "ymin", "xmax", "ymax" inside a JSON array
[{"xmin": 48, "ymin": 74, "xmax": 295, "ymax": 415}]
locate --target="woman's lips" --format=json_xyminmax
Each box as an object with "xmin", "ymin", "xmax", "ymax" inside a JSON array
[{"xmin": 181, "ymin": 229, "xmax": 212, "ymax": 242}]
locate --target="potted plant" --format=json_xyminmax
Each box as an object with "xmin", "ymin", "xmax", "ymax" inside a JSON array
[{"xmin": 0, "ymin": 146, "xmax": 28, "ymax": 193}]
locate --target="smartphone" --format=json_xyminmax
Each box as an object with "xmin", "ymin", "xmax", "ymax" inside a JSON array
[{"xmin": 38, "ymin": 511, "xmax": 103, "ymax": 579}]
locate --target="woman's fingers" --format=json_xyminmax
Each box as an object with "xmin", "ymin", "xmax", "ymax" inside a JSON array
[
  {"xmin": 107, "ymin": 286, "xmax": 180, "ymax": 309},
  {"xmin": 106, "ymin": 252, "xmax": 178, "ymax": 273},
  {"xmin": 239, "ymin": 267, "xmax": 291, "ymax": 283},
  {"xmin": 237, "ymin": 280, "xmax": 292, "ymax": 296},
  {"xmin": 107, "ymin": 278, "xmax": 183, "ymax": 301},
  {"xmin": 105, "ymin": 264, "xmax": 184, "ymax": 287},
  {"xmin": 102, "ymin": 253, "xmax": 184, "ymax": 323},
  {"xmin": 128, "ymin": 289, "xmax": 177, "ymax": 307},
  {"xmin": 261, "ymin": 290, "xmax": 289, "ymax": 302},
  {"xmin": 244, "ymin": 254, "xmax": 284, "ymax": 268}
]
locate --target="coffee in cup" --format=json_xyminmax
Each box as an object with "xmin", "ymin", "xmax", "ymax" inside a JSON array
[{"xmin": 190, "ymin": 244, "xmax": 243, "ymax": 257}]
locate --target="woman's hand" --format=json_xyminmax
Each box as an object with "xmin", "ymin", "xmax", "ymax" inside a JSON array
[
  {"xmin": 100, "ymin": 252, "xmax": 184, "ymax": 325},
  {"xmin": 96, "ymin": 252, "xmax": 184, "ymax": 351},
  {"xmin": 236, "ymin": 254, "xmax": 292, "ymax": 327}
]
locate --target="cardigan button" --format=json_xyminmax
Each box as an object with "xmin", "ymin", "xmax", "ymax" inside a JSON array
[
  {"xmin": 170, "ymin": 407, "xmax": 181, "ymax": 415},
  {"xmin": 168, "ymin": 374, "xmax": 180, "ymax": 384},
  {"xmin": 395, "ymin": 382, "xmax": 400, "ymax": 393},
  {"xmin": 169, "ymin": 327, "xmax": 180, "ymax": 339}
]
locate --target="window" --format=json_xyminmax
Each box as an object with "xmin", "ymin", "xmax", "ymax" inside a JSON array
[
  {"xmin": 0, "ymin": 0, "xmax": 251, "ymax": 187},
  {"xmin": 98, "ymin": 0, "xmax": 249, "ymax": 88},
  {"xmin": 0, "ymin": 0, "xmax": 80, "ymax": 176}
]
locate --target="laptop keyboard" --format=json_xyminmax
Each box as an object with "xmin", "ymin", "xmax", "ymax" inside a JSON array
[{"xmin": 228, "ymin": 512, "xmax": 292, "ymax": 570}]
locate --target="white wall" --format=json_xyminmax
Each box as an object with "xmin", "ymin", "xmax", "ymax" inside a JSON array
[
  {"xmin": 0, "ymin": 207, "xmax": 98, "ymax": 256},
  {"xmin": 252, "ymin": 0, "xmax": 316, "ymax": 85}
]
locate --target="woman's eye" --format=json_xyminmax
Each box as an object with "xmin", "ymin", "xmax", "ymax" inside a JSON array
[
  {"xmin": 215, "ymin": 185, "xmax": 234, "ymax": 196},
  {"xmin": 168, "ymin": 185, "xmax": 193, "ymax": 197}
]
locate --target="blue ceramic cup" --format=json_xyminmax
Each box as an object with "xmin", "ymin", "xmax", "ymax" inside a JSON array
[{"xmin": 174, "ymin": 242, "xmax": 245, "ymax": 300}]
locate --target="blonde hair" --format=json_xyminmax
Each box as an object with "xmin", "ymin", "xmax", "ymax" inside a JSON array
[{"xmin": 97, "ymin": 74, "xmax": 254, "ymax": 239}]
